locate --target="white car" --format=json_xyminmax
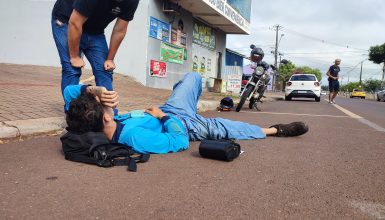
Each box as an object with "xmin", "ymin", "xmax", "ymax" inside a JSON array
[
  {"xmin": 377, "ymin": 89, "xmax": 385, "ymax": 101},
  {"xmin": 285, "ymin": 74, "xmax": 321, "ymax": 102}
]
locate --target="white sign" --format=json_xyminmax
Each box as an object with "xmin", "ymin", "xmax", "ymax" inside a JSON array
[
  {"xmin": 226, "ymin": 74, "xmax": 242, "ymax": 92},
  {"xmin": 202, "ymin": 0, "xmax": 251, "ymax": 34}
]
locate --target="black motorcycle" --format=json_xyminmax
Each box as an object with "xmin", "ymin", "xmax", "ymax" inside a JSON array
[{"xmin": 236, "ymin": 45, "xmax": 271, "ymax": 112}]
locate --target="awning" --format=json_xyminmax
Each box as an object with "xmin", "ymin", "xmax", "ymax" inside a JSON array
[{"xmin": 169, "ymin": 0, "xmax": 250, "ymax": 34}]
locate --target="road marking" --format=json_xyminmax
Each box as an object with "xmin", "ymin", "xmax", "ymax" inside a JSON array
[
  {"xmin": 350, "ymin": 200, "xmax": 385, "ymax": 219},
  {"xmin": 242, "ymin": 111, "xmax": 350, "ymax": 118},
  {"xmin": 331, "ymin": 103, "xmax": 362, "ymax": 119},
  {"xmin": 325, "ymin": 99, "xmax": 385, "ymax": 132}
]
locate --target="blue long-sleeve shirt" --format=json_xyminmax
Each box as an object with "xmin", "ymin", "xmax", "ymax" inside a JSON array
[{"xmin": 63, "ymin": 85, "xmax": 189, "ymax": 154}]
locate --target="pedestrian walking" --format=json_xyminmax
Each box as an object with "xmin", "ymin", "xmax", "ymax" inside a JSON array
[{"xmin": 327, "ymin": 59, "xmax": 341, "ymax": 104}]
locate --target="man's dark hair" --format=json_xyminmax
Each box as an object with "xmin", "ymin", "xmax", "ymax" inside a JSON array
[{"xmin": 66, "ymin": 93, "xmax": 104, "ymax": 133}]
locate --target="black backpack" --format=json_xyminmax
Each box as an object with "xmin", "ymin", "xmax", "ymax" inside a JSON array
[{"xmin": 60, "ymin": 131, "xmax": 150, "ymax": 172}]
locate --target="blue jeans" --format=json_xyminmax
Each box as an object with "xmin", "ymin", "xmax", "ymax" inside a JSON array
[
  {"xmin": 160, "ymin": 72, "xmax": 266, "ymax": 141},
  {"xmin": 51, "ymin": 19, "xmax": 114, "ymax": 95}
]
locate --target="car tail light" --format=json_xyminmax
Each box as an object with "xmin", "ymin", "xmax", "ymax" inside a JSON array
[
  {"xmin": 314, "ymin": 82, "xmax": 320, "ymax": 86},
  {"xmin": 287, "ymin": 82, "xmax": 292, "ymax": 86}
]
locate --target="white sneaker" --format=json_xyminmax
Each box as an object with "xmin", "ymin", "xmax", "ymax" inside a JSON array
[{"xmin": 332, "ymin": 100, "xmax": 336, "ymax": 104}]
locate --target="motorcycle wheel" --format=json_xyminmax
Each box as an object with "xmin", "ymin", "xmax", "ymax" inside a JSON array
[{"xmin": 236, "ymin": 85, "xmax": 254, "ymax": 112}]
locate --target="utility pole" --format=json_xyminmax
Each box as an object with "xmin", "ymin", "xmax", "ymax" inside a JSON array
[
  {"xmin": 381, "ymin": 62, "xmax": 385, "ymax": 89},
  {"xmin": 347, "ymin": 71, "xmax": 350, "ymax": 83},
  {"xmin": 272, "ymin": 24, "xmax": 283, "ymax": 92},
  {"xmin": 359, "ymin": 61, "xmax": 363, "ymax": 85}
]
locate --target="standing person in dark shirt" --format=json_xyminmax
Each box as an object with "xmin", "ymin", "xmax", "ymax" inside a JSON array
[
  {"xmin": 51, "ymin": 0, "xmax": 139, "ymax": 98},
  {"xmin": 326, "ymin": 59, "xmax": 341, "ymax": 104}
]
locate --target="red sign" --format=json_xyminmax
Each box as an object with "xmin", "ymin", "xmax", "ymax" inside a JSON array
[{"xmin": 150, "ymin": 60, "xmax": 167, "ymax": 78}]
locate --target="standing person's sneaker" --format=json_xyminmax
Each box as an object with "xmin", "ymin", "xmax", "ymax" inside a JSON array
[
  {"xmin": 270, "ymin": 122, "xmax": 309, "ymax": 137},
  {"xmin": 331, "ymin": 100, "xmax": 336, "ymax": 104}
]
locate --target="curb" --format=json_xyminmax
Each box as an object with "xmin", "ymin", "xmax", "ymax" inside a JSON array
[
  {"xmin": 0, "ymin": 100, "xmax": 219, "ymax": 140},
  {"xmin": 0, "ymin": 117, "xmax": 66, "ymax": 139}
]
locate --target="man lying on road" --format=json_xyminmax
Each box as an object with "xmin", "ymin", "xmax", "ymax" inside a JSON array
[{"xmin": 64, "ymin": 72, "xmax": 309, "ymax": 154}]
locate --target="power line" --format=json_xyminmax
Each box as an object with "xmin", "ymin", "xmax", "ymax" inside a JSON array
[{"xmin": 283, "ymin": 28, "xmax": 368, "ymax": 51}]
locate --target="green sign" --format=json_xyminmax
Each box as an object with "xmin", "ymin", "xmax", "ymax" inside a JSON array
[
  {"xmin": 160, "ymin": 42, "xmax": 184, "ymax": 64},
  {"xmin": 193, "ymin": 20, "xmax": 216, "ymax": 50}
]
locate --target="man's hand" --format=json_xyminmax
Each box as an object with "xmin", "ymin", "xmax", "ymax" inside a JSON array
[
  {"xmin": 104, "ymin": 60, "xmax": 116, "ymax": 71},
  {"xmin": 100, "ymin": 90, "xmax": 119, "ymax": 108},
  {"xmin": 70, "ymin": 56, "xmax": 85, "ymax": 68},
  {"xmin": 87, "ymin": 86, "xmax": 119, "ymax": 108},
  {"xmin": 145, "ymin": 107, "xmax": 166, "ymax": 119}
]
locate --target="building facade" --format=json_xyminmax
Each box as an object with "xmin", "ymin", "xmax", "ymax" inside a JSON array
[
  {"xmin": 0, "ymin": 0, "xmax": 252, "ymax": 91},
  {"xmin": 121, "ymin": 0, "xmax": 252, "ymax": 90}
]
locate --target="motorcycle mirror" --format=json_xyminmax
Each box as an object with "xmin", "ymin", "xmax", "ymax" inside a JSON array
[{"xmin": 250, "ymin": 44, "xmax": 255, "ymax": 49}]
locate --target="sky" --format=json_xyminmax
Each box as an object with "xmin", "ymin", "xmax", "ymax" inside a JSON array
[
  {"xmin": 0, "ymin": 0, "xmax": 384, "ymax": 86},
  {"xmin": 227, "ymin": 0, "xmax": 385, "ymax": 84}
]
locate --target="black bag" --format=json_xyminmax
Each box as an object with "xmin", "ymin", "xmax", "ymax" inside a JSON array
[
  {"xmin": 199, "ymin": 139, "xmax": 241, "ymax": 161},
  {"xmin": 60, "ymin": 131, "xmax": 149, "ymax": 172}
]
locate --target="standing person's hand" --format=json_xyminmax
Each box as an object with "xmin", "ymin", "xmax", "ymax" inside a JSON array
[
  {"xmin": 145, "ymin": 107, "xmax": 166, "ymax": 119},
  {"xmin": 70, "ymin": 56, "xmax": 85, "ymax": 68},
  {"xmin": 104, "ymin": 60, "xmax": 116, "ymax": 71}
]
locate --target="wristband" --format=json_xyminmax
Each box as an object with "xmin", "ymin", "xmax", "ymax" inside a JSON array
[{"xmin": 160, "ymin": 115, "xmax": 170, "ymax": 123}]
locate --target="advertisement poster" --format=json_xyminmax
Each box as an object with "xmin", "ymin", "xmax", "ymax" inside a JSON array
[
  {"xmin": 226, "ymin": 74, "xmax": 242, "ymax": 92},
  {"xmin": 149, "ymin": 16, "xmax": 170, "ymax": 42},
  {"xmin": 149, "ymin": 60, "xmax": 167, "ymax": 78},
  {"xmin": 160, "ymin": 42, "xmax": 184, "ymax": 64},
  {"xmin": 193, "ymin": 20, "xmax": 216, "ymax": 50},
  {"xmin": 191, "ymin": 44, "xmax": 215, "ymax": 79},
  {"xmin": 171, "ymin": 28, "xmax": 187, "ymax": 48}
]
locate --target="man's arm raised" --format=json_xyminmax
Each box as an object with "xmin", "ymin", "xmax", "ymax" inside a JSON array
[{"xmin": 68, "ymin": 10, "xmax": 87, "ymax": 68}]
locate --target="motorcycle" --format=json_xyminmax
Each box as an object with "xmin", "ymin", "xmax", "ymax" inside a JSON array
[{"xmin": 235, "ymin": 61, "xmax": 271, "ymax": 112}]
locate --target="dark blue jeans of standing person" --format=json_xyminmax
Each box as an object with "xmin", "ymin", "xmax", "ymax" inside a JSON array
[
  {"xmin": 160, "ymin": 72, "xmax": 266, "ymax": 141},
  {"xmin": 51, "ymin": 19, "xmax": 114, "ymax": 95}
]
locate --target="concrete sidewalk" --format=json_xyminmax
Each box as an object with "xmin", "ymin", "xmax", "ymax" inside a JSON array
[{"xmin": 0, "ymin": 63, "xmax": 282, "ymax": 140}]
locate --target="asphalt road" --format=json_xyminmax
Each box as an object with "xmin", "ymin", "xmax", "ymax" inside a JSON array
[
  {"xmin": 1, "ymin": 97, "xmax": 385, "ymax": 220},
  {"xmin": 333, "ymin": 96, "xmax": 385, "ymax": 129}
]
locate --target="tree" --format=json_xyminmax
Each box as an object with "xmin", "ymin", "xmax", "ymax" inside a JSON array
[
  {"xmin": 363, "ymin": 79, "xmax": 382, "ymax": 92},
  {"xmin": 296, "ymin": 66, "xmax": 322, "ymax": 81},
  {"xmin": 321, "ymin": 85, "xmax": 328, "ymax": 91},
  {"xmin": 340, "ymin": 82, "xmax": 361, "ymax": 92},
  {"xmin": 278, "ymin": 61, "xmax": 296, "ymax": 89},
  {"xmin": 368, "ymin": 43, "xmax": 385, "ymax": 88}
]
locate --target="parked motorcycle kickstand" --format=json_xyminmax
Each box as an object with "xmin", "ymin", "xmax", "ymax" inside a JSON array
[
  {"xmin": 251, "ymin": 95, "xmax": 266, "ymax": 111},
  {"xmin": 249, "ymin": 96, "xmax": 260, "ymax": 111}
]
